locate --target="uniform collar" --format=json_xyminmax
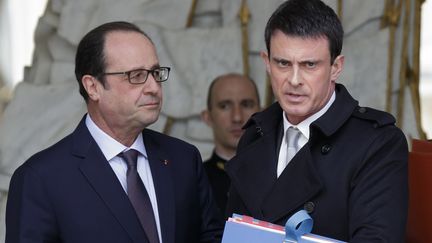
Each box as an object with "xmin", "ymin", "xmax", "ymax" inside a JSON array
[{"xmin": 212, "ymin": 151, "xmax": 228, "ymax": 162}]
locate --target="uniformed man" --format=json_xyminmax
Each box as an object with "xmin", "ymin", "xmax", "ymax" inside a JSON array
[
  {"xmin": 225, "ymin": 0, "xmax": 408, "ymax": 242},
  {"xmin": 201, "ymin": 73, "xmax": 260, "ymax": 213}
]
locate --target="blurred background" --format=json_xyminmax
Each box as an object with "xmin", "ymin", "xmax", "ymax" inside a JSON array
[{"xmin": 0, "ymin": 0, "xmax": 431, "ymax": 240}]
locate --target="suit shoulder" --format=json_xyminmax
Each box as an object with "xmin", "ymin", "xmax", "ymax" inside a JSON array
[
  {"xmin": 352, "ymin": 106, "xmax": 396, "ymax": 128},
  {"xmin": 37, "ymin": 133, "xmax": 73, "ymax": 156},
  {"xmin": 19, "ymin": 133, "xmax": 73, "ymax": 170},
  {"xmin": 143, "ymin": 129, "xmax": 197, "ymax": 151}
]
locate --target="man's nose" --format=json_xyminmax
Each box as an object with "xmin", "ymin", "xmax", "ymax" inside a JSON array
[
  {"xmin": 232, "ymin": 105, "xmax": 243, "ymax": 123},
  {"xmin": 288, "ymin": 66, "xmax": 301, "ymax": 86},
  {"xmin": 143, "ymin": 74, "xmax": 161, "ymax": 93}
]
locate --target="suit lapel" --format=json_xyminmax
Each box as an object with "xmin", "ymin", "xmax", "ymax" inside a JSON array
[
  {"xmin": 261, "ymin": 145, "xmax": 323, "ymax": 222},
  {"xmin": 228, "ymin": 131, "xmax": 278, "ymax": 219},
  {"xmin": 229, "ymin": 104, "xmax": 323, "ymax": 222},
  {"xmin": 143, "ymin": 130, "xmax": 175, "ymax": 243},
  {"xmin": 72, "ymin": 118, "xmax": 148, "ymax": 242}
]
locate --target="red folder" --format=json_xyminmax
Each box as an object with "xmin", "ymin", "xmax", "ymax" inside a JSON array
[{"xmin": 406, "ymin": 139, "xmax": 432, "ymax": 243}]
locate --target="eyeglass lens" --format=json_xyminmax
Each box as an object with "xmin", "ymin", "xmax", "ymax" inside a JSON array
[{"xmin": 129, "ymin": 68, "xmax": 169, "ymax": 84}]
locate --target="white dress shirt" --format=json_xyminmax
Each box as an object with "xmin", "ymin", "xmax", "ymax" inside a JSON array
[
  {"xmin": 85, "ymin": 115, "xmax": 162, "ymax": 242},
  {"xmin": 277, "ymin": 91, "xmax": 336, "ymax": 177}
]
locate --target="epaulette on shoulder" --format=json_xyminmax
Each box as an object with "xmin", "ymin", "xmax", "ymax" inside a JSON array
[
  {"xmin": 241, "ymin": 113, "xmax": 264, "ymax": 137},
  {"xmin": 352, "ymin": 106, "xmax": 396, "ymax": 128},
  {"xmin": 242, "ymin": 112, "xmax": 258, "ymax": 129}
]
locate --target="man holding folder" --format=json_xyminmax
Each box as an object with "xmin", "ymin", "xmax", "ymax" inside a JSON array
[{"xmin": 226, "ymin": 0, "xmax": 408, "ymax": 242}]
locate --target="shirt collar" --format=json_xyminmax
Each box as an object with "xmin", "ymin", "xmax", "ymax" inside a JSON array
[
  {"xmin": 283, "ymin": 91, "xmax": 336, "ymax": 139},
  {"xmin": 213, "ymin": 150, "xmax": 230, "ymax": 162},
  {"xmin": 85, "ymin": 114, "xmax": 147, "ymax": 161}
]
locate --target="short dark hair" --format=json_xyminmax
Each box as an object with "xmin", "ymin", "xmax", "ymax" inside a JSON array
[
  {"xmin": 264, "ymin": 0, "xmax": 343, "ymax": 64},
  {"xmin": 75, "ymin": 21, "xmax": 152, "ymax": 102},
  {"xmin": 206, "ymin": 73, "xmax": 260, "ymax": 110}
]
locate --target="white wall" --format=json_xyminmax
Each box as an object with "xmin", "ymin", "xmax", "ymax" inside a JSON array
[{"xmin": 0, "ymin": 0, "xmax": 48, "ymax": 87}]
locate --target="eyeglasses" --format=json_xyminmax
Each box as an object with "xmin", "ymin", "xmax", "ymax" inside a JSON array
[{"xmin": 102, "ymin": 67, "xmax": 171, "ymax": 84}]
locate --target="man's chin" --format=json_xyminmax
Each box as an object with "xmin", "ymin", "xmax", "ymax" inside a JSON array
[
  {"xmin": 229, "ymin": 138, "xmax": 241, "ymax": 147},
  {"xmin": 138, "ymin": 113, "xmax": 160, "ymax": 128}
]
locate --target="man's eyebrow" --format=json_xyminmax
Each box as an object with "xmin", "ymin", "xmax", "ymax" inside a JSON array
[
  {"xmin": 299, "ymin": 59, "xmax": 321, "ymax": 64},
  {"xmin": 128, "ymin": 63, "xmax": 160, "ymax": 71},
  {"xmin": 272, "ymin": 57, "xmax": 288, "ymax": 62},
  {"xmin": 241, "ymin": 98, "xmax": 257, "ymax": 102},
  {"xmin": 149, "ymin": 63, "xmax": 160, "ymax": 69}
]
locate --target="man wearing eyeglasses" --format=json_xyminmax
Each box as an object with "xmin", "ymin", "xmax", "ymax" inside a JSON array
[{"xmin": 5, "ymin": 21, "xmax": 223, "ymax": 243}]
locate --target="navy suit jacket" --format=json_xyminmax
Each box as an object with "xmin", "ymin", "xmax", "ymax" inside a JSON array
[{"xmin": 6, "ymin": 116, "xmax": 223, "ymax": 243}]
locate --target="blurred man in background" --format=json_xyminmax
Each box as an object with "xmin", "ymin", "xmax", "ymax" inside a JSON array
[{"xmin": 201, "ymin": 73, "xmax": 260, "ymax": 213}]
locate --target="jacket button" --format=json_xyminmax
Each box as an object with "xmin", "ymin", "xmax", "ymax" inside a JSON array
[
  {"xmin": 256, "ymin": 126, "xmax": 264, "ymax": 136},
  {"xmin": 358, "ymin": 107, "xmax": 367, "ymax": 113},
  {"xmin": 304, "ymin": 201, "xmax": 315, "ymax": 214},
  {"xmin": 321, "ymin": 144, "xmax": 331, "ymax": 154}
]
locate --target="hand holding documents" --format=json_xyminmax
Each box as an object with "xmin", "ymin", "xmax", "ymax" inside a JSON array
[{"xmin": 222, "ymin": 210, "xmax": 346, "ymax": 243}]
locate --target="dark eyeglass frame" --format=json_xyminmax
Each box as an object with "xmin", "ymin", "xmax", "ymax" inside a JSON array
[{"xmin": 102, "ymin": 67, "xmax": 171, "ymax": 84}]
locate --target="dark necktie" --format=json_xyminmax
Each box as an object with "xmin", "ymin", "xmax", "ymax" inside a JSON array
[{"xmin": 121, "ymin": 149, "xmax": 160, "ymax": 243}]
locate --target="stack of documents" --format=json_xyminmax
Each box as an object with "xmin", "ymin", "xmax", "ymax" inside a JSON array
[{"xmin": 222, "ymin": 210, "xmax": 346, "ymax": 243}]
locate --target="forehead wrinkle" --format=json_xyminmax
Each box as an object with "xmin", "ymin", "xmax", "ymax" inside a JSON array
[
  {"xmin": 104, "ymin": 31, "xmax": 158, "ymax": 71},
  {"xmin": 270, "ymin": 33, "xmax": 329, "ymax": 62}
]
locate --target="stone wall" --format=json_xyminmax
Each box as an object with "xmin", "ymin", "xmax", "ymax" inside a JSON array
[{"xmin": 0, "ymin": 0, "xmax": 424, "ymax": 239}]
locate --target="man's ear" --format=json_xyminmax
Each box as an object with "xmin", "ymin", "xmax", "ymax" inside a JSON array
[
  {"xmin": 260, "ymin": 51, "xmax": 271, "ymax": 74},
  {"xmin": 82, "ymin": 75, "xmax": 100, "ymax": 101},
  {"xmin": 331, "ymin": 55, "xmax": 344, "ymax": 82},
  {"xmin": 201, "ymin": 110, "xmax": 213, "ymax": 127}
]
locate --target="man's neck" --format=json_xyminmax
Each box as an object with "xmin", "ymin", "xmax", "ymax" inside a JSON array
[
  {"xmin": 214, "ymin": 146, "xmax": 235, "ymax": 161},
  {"xmin": 87, "ymin": 110, "xmax": 139, "ymax": 147}
]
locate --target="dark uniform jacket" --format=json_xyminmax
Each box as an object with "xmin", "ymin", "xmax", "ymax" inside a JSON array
[
  {"xmin": 204, "ymin": 152, "xmax": 230, "ymax": 214},
  {"xmin": 225, "ymin": 84, "xmax": 408, "ymax": 242}
]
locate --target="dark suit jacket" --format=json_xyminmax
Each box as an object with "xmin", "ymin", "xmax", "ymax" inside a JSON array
[
  {"xmin": 226, "ymin": 84, "xmax": 408, "ymax": 242},
  {"xmin": 6, "ymin": 116, "xmax": 223, "ymax": 243},
  {"xmin": 203, "ymin": 152, "xmax": 229, "ymax": 214}
]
